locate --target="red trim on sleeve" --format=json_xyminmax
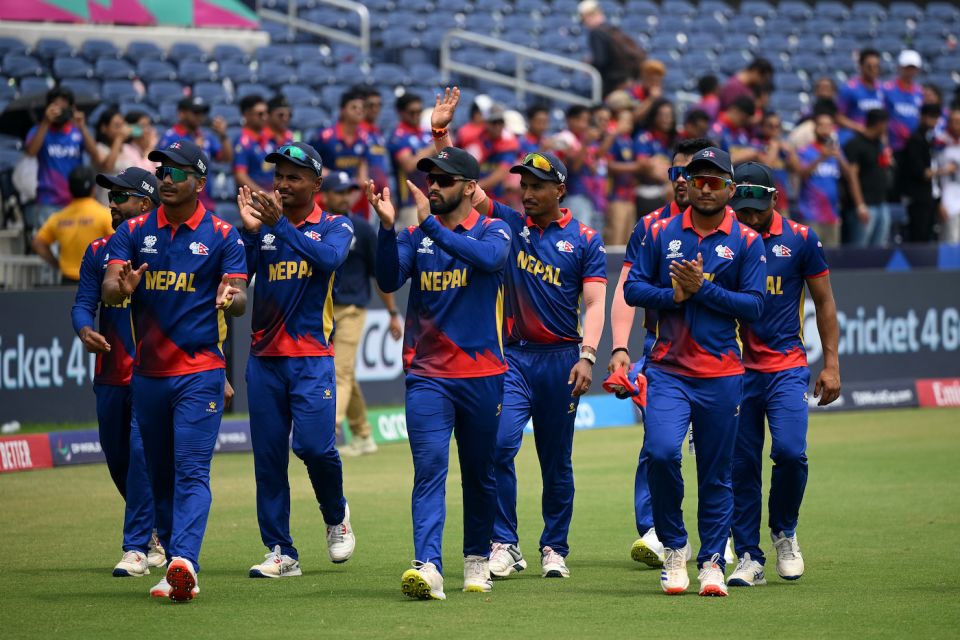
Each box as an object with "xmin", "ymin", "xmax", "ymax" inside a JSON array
[
  {"xmin": 583, "ymin": 277, "xmax": 608, "ymax": 284},
  {"xmin": 107, "ymin": 259, "xmax": 126, "ymax": 266},
  {"xmin": 224, "ymin": 273, "xmax": 249, "ymax": 281},
  {"xmin": 623, "ymin": 260, "xmax": 634, "ymax": 268},
  {"xmin": 805, "ymin": 269, "xmax": 829, "ymax": 279}
]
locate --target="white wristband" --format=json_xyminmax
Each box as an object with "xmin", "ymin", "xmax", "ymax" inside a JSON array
[{"xmin": 579, "ymin": 350, "xmax": 597, "ymax": 365}]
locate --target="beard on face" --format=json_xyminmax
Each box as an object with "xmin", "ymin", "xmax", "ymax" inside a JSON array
[
  {"xmin": 693, "ymin": 196, "xmax": 728, "ymax": 217},
  {"xmin": 429, "ymin": 188, "xmax": 464, "ymax": 216}
]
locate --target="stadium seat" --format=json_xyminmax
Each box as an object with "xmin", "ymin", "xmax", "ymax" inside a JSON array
[
  {"xmin": 94, "ymin": 58, "xmax": 136, "ymax": 80},
  {"xmin": 258, "ymin": 62, "xmax": 298, "ymax": 87},
  {"xmin": 102, "ymin": 80, "xmax": 140, "ymax": 103},
  {"xmin": 158, "ymin": 101, "xmax": 179, "ymax": 125},
  {"xmin": 699, "ymin": 0, "xmax": 732, "ymax": 18},
  {"xmin": 851, "ymin": 1, "xmax": 887, "ymax": 21},
  {"xmin": 126, "ymin": 41, "xmax": 165, "ymax": 62},
  {"xmin": 52, "ymin": 57, "xmax": 93, "ymax": 79},
  {"xmin": 33, "ymin": 38, "xmax": 73, "ymax": 62},
  {"xmin": 778, "ymin": 73, "xmax": 810, "ymax": 94},
  {"xmin": 718, "ymin": 51, "xmax": 752, "ymax": 75},
  {"xmin": 168, "ymin": 42, "xmax": 207, "ymax": 62},
  {"xmin": 137, "ymin": 60, "xmax": 178, "ymax": 83},
  {"xmin": 120, "ymin": 101, "xmax": 158, "ymax": 119},
  {"xmin": 778, "ymin": 1, "xmax": 813, "ymax": 21},
  {"xmin": 255, "ymin": 44, "xmax": 297, "ymax": 65},
  {"xmin": 147, "ymin": 81, "xmax": 185, "ymax": 106},
  {"xmin": 926, "ymin": 3, "xmax": 960, "ymax": 22},
  {"xmin": 192, "ymin": 82, "xmax": 229, "ymax": 105},
  {"xmin": 0, "ymin": 81, "xmax": 16, "ymax": 101},
  {"xmin": 813, "ymin": 1, "xmax": 850, "ymax": 20},
  {"xmin": 791, "ymin": 52, "xmax": 827, "ymax": 76},
  {"xmin": 211, "ymin": 103, "xmax": 241, "ymax": 126},
  {"xmin": 220, "ymin": 61, "xmax": 254, "ymax": 85},
  {"xmin": 60, "ymin": 78, "xmax": 102, "ymax": 100},
  {"xmin": 19, "ymin": 77, "xmax": 51, "ymax": 95},
  {"xmin": 739, "ymin": 1, "xmax": 775, "ymax": 18},
  {"xmin": 0, "ymin": 37, "xmax": 28, "ymax": 57},
  {"xmin": 179, "ymin": 61, "xmax": 217, "ymax": 84},
  {"xmin": 236, "ymin": 83, "xmax": 272, "ymax": 100},
  {"xmin": 319, "ymin": 85, "xmax": 345, "ymax": 110},
  {"xmin": 212, "ymin": 44, "xmax": 248, "ymax": 64},
  {"xmin": 280, "ymin": 85, "xmax": 319, "ymax": 107},
  {"xmin": 888, "ymin": 2, "xmax": 923, "ymax": 22},
  {"xmin": 80, "ymin": 39, "xmax": 120, "ymax": 61},
  {"xmin": 3, "ymin": 55, "xmax": 44, "ymax": 79}
]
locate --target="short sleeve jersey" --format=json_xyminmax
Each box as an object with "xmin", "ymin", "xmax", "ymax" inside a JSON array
[
  {"xmin": 711, "ymin": 114, "xmax": 758, "ymax": 157},
  {"xmin": 313, "ymin": 123, "xmax": 368, "ymax": 178},
  {"xmin": 233, "ymin": 127, "xmax": 277, "ymax": 190},
  {"xmin": 107, "ymin": 203, "xmax": 247, "ymax": 376},
  {"xmin": 883, "ymin": 79, "xmax": 924, "ymax": 153},
  {"xmin": 387, "ymin": 122, "xmax": 432, "ymax": 208},
  {"xmin": 361, "ymin": 122, "xmax": 392, "ymax": 192},
  {"xmin": 838, "ymin": 77, "xmax": 885, "ymax": 129},
  {"xmin": 795, "ymin": 143, "xmax": 844, "ymax": 225},
  {"xmin": 491, "ymin": 202, "xmax": 607, "ymax": 346},
  {"xmin": 26, "ymin": 123, "xmax": 85, "ymax": 206},
  {"xmin": 608, "ymin": 133, "xmax": 642, "ymax": 201},
  {"xmin": 738, "ymin": 212, "xmax": 829, "ymax": 372}
]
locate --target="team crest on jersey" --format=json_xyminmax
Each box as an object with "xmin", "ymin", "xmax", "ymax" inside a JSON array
[
  {"xmin": 666, "ymin": 239, "xmax": 683, "ymax": 259},
  {"xmin": 142, "ymin": 235, "xmax": 158, "ymax": 254},
  {"xmin": 206, "ymin": 401, "xmax": 217, "ymax": 413},
  {"xmin": 519, "ymin": 227, "xmax": 531, "ymax": 243},
  {"xmin": 304, "ymin": 230, "xmax": 322, "ymax": 242},
  {"xmin": 715, "ymin": 244, "xmax": 735, "ymax": 260},
  {"xmin": 261, "ymin": 233, "xmax": 277, "ymax": 250},
  {"xmin": 772, "ymin": 244, "xmax": 791, "ymax": 257},
  {"xmin": 417, "ymin": 237, "xmax": 435, "ymax": 254},
  {"xmin": 189, "ymin": 241, "xmax": 209, "ymax": 256},
  {"xmin": 556, "ymin": 240, "xmax": 574, "ymax": 253}
]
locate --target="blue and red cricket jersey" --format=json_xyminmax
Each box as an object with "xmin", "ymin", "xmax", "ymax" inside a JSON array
[
  {"xmin": 158, "ymin": 125, "xmax": 224, "ymax": 210},
  {"xmin": 883, "ymin": 79, "xmax": 924, "ymax": 153},
  {"xmin": 795, "ymin": 142, "xmax": 844, "ymax": 225},
  {"xmin": 72, "ymin": 236, "xmax": 135, "ymax": 385},
  {"xmin": 468, "ymin": 132, "xmax": 520, "ymax": 201},
  {"xmin": 490, "ymin": 202, "xmax": 606, "ymax": 345},
  {"xmin": 233, "ymin": 127, "xmax": 277, "ymax": 191},
  {"xmin": 242, "ymin": 204, "xmax": 354, "ymax": 356},
  {"xmin": 387, "ymin": 121, "xmax": 432, "ymax": 209},
  {"xmin": 375, "ymin": 210, "xmax": 512, "ymax": 378},
  {"xmin": 623, "ymin": 208, "xmax": 767, "ymax": 377},
  {"xmin": 26, "ymin": 123, "xmax": 85, "ymax": 206},
  {"xmin": 838, "ymin": 77, "xmax": 885, "ymax": 140},
  {"xmin": 107, "ymin": 203, "xmax": 247, "ymax": 376},
  {"xmin": 360, "ymin": 121, "xmax": 391, "ymax": 192},
  {"xmin": 634, "ymin": 129, "xmax": 673, "ymax": 164},
  {"xmin": 710, "ymin": 113, "xmax": 758, "ymax": 158},
  {"xmin": 312, "ymin": 123, "xmax": 368, "ymax": 179},
  {"xmin": 518, "ymin": 133, "xmax": 542, "ymax": 158},
  {"xmin": 608, "ymin": 133, "xmax": 641, "ymax": 202},
  {"xmin": 738, "ymin": 212, "xmax": 829, "ymax": 372}
]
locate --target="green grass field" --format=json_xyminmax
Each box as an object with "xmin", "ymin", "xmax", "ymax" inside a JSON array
[{"xmin": 2, "ymin": 408, "xmax": 959, "ymax": 639}]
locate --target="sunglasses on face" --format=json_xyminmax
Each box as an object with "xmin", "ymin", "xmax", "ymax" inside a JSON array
[
  {"xmin": 522, "ymin": 153, "xmax": 562, "ymax": 182},
  {"xmin": 155, "ymin": 166, "xmax": 198, "ymax": 183},
  {"xmin": 107, "ymin": 191, "xmax": 145, "ymax": 204},
  {"xmin": 689, "ymin": 175, "xmax": 733, "ymax": 190},
  {"xmin": 734, "ymin": 184, "xmax": 777, "ymax": 200},
  {"xmin": 667, "ymin": 166, "xmax": 689, "ymax": 182},
  {"xmin": 425, "ymin": 173, "xmax": 470, "ymax": 188}
]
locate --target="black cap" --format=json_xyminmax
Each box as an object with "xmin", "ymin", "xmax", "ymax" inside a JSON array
[
  {"xmin": 687, "ymin": 146, "xmax": 733, "ymax": 176},
  {"xmin": 177, "ymin": 96, "xmax": 210, "ymax": 113},
  {"xmin": 731, "ymin": 162, "xmax": 776, "ymax": 211},
  {"xmin": 417, "ymin": 147, "xmax": 480, "ymax": 180},
  {"xmin": 148, "ymin": 139, "xmax": 211, "ymax": 176},
  {"xmin": 322, "ymin": 170, "xmax": 359, "ymax": 192},
  {"xmin": 96, "ymin": 167, "xmax": 160, "ymax": 205},
  {"xmin": 510, "ymin": 151, "xmax": 567, "ymax": 184},
  {"xmin": 265, "ymin": 141, "xmax": 323, "ymax": 175}
]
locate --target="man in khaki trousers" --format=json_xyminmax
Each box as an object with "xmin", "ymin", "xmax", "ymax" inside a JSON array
[{"xmin": 325, "ymin": 172, "xmax": 402, "ymax": 456}]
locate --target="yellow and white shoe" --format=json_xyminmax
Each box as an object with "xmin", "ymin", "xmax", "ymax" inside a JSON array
[
  {"xmin": 147, "ymin": 531, "xmax": 166, "ymax": 569},
  {"xmin": 401, "ymin": 561, "xmax": 446, "ymax": 600},
  {"xmin": 113, "ymin": 550, "xmax": 149, "ymax": 577},
  {"xmin": 463, "ymin": 555, "xmax": 492, "ymax": 592},
  {"xmin": 631, "ymin": 528, "xmax": 664, "ymax": 567},
  {"xmin": 165, "ymin": 557, "xmax": 198, "ymax": 603}
]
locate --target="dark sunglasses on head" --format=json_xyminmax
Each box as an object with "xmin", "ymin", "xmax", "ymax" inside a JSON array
[
  {"xmin": 734, "ymin": 184, "xmax": 777, "ymax": 200},
  {"xmin": 425, "ymin": 173, "xmax": 470, "ymax": 188},
  {"xmin": 522, "ymin": 152, "xmax": 563, "ymax": 182},
  {"xmin": 155, "ymin": 166, "xmax": 198, "ymax": 183},
  {"xmin": 277, "ymin": 144, "xmax": 307, "ymax": 160},
  {"xmin": 690, "ymin": 175, "xmax": 733, "ymax": 190},
  {"xmin": 667, "ymin": 166, "xmax": 689, "ymax": 182},
  {"xmin": 107, "ymin": 191, "xmax": 146, "ymax": 204}
]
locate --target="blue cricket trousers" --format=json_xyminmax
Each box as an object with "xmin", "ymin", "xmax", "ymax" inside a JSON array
[
  {"xmin": 732, "ymin": 367, "xmax": 810, "ymax": 564},
  {"xmin": 644, "ymin": 367, "xmax": 743, "ymax": 569},
  {"xmin": 247, "ymin": 356, "xmax": 346, "ymax": 560},
  {"xmin": 405, "ymin": 373, "xmax": 505, "ymax": 575},
  {"xmin": 94, "ymin": 383, "xmax": 155, "ymax": 554},
  {"xmin": 493, "ymin": 344, "xmax": 579, "ymax": 556},
  {"xmin": 132, "ymin": 369, "xmax": 225, "ymax": 572}
]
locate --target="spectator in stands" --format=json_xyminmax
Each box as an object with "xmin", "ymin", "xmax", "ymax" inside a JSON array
[
  {"xmin": 233, "ymin": 94, "xmax": 275, "ymax": 193},
  {"xmin": 695, "ymin": 74, "xmax": 721, "ymax": 120},
  {"xmin": 24, "ymin": 87, "xmax": 99, "ymax": 229},
  {"xmin": 552, "ymin": 104, "xmax": 604, "ymax": 229},
  {"xmin": 631, "ymin": 59, "xmax": 666, "ymax": 124},
  {"xmin": 789, "ymin": 98, "xmax": 838, "ymax": 149},
  {"xmin": 634, "ymin": 98, "xmax": 675, "ymax": 215},
  {"xmin": 680, "ymin": 109, "xmax": 711, "ymax": 140},
  {"xmin": 711, "ymin": 95, "xmax": 759, "ymax": 164},
  {"xmin": 756, "ymin": 111, "xmax": 793, "ymax": 215},
  {"xmin": 837, "ymin": 48, "xmax": 885, "ymax": 140},
  {"xmin": 813, "ymin": 76, "xmax": 837, "ymax": 103},
  {"xmin": 606, "ymin": 103, "xmax": 641, "ymax": 245},
  {"xmin": 937, "ymin": 106, "xmax": 960, "ymax": 244},
  {"xmin": 387, "ymin": 93, "xmax": 433, "ymax": 228},
  {"xmin": 719, "ymin": 57, "xmax": 774, "ymax": 110},
  {"xmin": 843, "ymin": 109, "xmax": 893, "ymax": 247},
  {"xmin": 902, "ymin": 104, "xmax": 948, "ymax": 242},
  {"xmin": 31, "ymin": 166, "xmax": 112, "ymax": 284},
  {"xmin": 788, "ymin": 110, "xmax": 867, "ymax": 248},
  {"xmin": 265, "ymin": 95, "xmax": 294, "ymax": 146},
  {"xmin": 885, "ymin": 50, "xmax": 925, "ymax": 155},
  {"xmin": 462, "ymin": 103, "xmax": 519, "ymax": 202},
  {"xmin": 579, "ymin": 0, "xmax": 645, "ymax": 96},
  {"xmin": 312, "ymin": 89, "xmax": 369, "ymax": 189},
  {"xmin": 122, "ymin": 110, "xmax": 159, "ymax": 172},
  {"xmin": 356, "ymin": 86, "xmax": 391, "ymax": 195},
  {"xmin": 455, "ymin": 94, "xmax": 492, "ymax": 151},
  {"xmin": 520, "ymin": 104, "xmax": 552, "ymax": 156},
  {"xmin": 93, "ymin": 106, "xmax": 131, "ymax": 190},
  {"xmin": 324, "ymin": 171, "xmax": 401, "ymax": 457}
]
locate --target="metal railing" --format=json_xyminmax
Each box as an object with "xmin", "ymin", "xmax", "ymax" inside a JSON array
[
  {"xmin": 0, "ymin": 255, "xmax": 58, "ymax": 290},
  {"xmin": 440, "ymin": 30, "xmax": 602, "ymax": 107},
  {"xmin": 256, "ymin": 0, "xmax": 370, "ymax": 57}
]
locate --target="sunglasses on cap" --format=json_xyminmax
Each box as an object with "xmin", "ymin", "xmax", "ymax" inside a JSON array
[
  {"xmin": 689, "ymin": 175, "xmax": 733, "ymax": 190},
  {"xmin": 425, "ymin": 173, "xmax": 471, "ymax": 188},
  {"xmin": 734, "ymin": 184, "xmax": 777, "ymax": 200},
  {"xmin": 521, "ymin": 153, "xmax": 563, "ymax": 182},
  {"xmin": 155, "ymin": 166, "xmax": 199, "ymax": 183},
  {"xmin": 107, "ymin": 191, "xmax": 147, "ymax": 204},
  {"xmin": 277, "ymin": 144, "xmax": 308, "ymax": 160},
  {"xmin": 667, "ymin": 166, "xmax": 689, "ymax": 182}
]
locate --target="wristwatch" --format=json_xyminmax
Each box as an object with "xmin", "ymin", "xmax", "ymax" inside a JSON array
[
  {"xmin": 388, "ymin": 309, "xmax": 399, "ymax": 317},
  {"xmin": 579, "ymin": 350, "xmax": 597, "ymax": 365}
]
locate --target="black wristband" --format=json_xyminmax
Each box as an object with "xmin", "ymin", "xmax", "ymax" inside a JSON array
[
  {"xmin": 388, "ymin": 309, "xmax": 399, "ymax": 317},
  {"xmin": 611, "ymin": 347, "xmax": 629, "ymax": 357}
]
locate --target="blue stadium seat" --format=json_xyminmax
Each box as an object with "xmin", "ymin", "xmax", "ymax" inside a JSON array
[
  {"xmin": 874, "ymin": 36, "xmax": 907, "ymax": 58},
  {"xmin": 851, "ymin": 1, "xmax": 887, "ymax": 21},
  {"xmin": 147, "ymin": 81, "xmax": 185, "ymax": 106},
  {"xmin": 4, "ymin": 54, "xmax": 44, "ymax": 79},
  {"xmin": 256, "ymin": 44, "xmax": 297, "ymax": 65},
  {"xmin": 0, "ymin": 133, "xmax": 22, "ymax": 149},
  {"xmin": 813, "ymin": 1, "xmax": 850, "ymax": 21},
  {"xmin": 179, "ymin": 61, "xmax": 216, "ymax": 84},
  {"xmin": 889, "ymin": 2, "xmax": 923, "ymax": 22},
  {"xmin": 718, "ymin": 51, "xmax": 752, "ymax": 75},
  {"xmin": 332, "ymin": 62, "xmax": 366, "ymax": 85},
  {"xmin": 0, "ymin": 37, "xmax": 28, "ymax": 57},
  {"xmin": 212, "ymin": 44, "xmax": 248, "ymax": 64},
  {"xmin": 102, "ymin": 80, "xmax": 139, "ymax": 103},
  {"xmin": 913, "ymin": 35, "xmax": 947, "ymax": 59},
  {"xmin": 295, "ymin": 62, "xmax": 331, "ymax": 87},
  {"xmin": 168, "ymin": 42, "xmax": 207, "ymax": 62},
  {"xmin": 739, "ymin": 1, "xmax": 775, "ymax": 18},
  {"xmin": 281, "ymin": 85, "xmax": 319, "ymax": 107},
  {"xmin": 791, "ymin": 52, "xmax": 827, "ymax": 76},
  {"xmin": 825, "ymin": 51, "xmax": 857, "ymax": 75},
  {"xmin": 53, "ymin": 57, "xmax": 93, "ymax": 79},
  {"xmin": 60, "ymin": 78, "xmax": 102, "ymax": 99},
  {"xmin": 700, "ymin": 0, "xmax": 733, "ymax": 18},
  {"xmin": 292, "ymin": 44, "xmax": 331, "ymax": 66},
  {"xmin": 399, "ymin": 47, "xmax": 433, "ymax": 68},
  {"xmin": 0, "ymin": 148, "xmax": 23, "ymax": 171},
  {"xmin": 319, "ymin": 85, "xmax": 345, "ymax": 110},
  {"xmin": 95, "ymin": 58, "xmax": 136, "ymax": 80},
  {"xmin": 464, "ymin": 14, "xmax": 501, "ymax": 35},
  {"xmin": 158, "ymin": 101, "xmax": 180, "ymax": 125},
  {"xmin": 192, "ymin": 82, "xmax": 229, "ymax": 105},
  {"xmin": 220, "ymin": 61, "xmax": 254, "ymax": 85},
  {"xmin": 926, "ymin": 3, "xmax": 960, "ymax": 23},
  {"xmin": 211, "ymin": 103, "xmax": 241, "ymax": 126},
  {"xmin": 236, "ymin": 83, "xmax": 272, "ymax": 100},
  {"xmin": 33, "ymin": 38, "xmax": 73, "ymax": 62},
  {"xmin": 120, "ymin": 102, "xmax": 158, "ymax": 120},
  {"xmin": 778, "ymin": 73, "xmax": 809, "ymax": 94},
  {"xmin": 778, "ymin": 1, "xmax": 812, "ymax": 21},
  {"xmin": 727, "ymin": 15, "xmax": 762, "ymax": 35},
  {"xmin": 370, "ymin": 63, "xmax": 409, "ymax": 87},
  {"xmin": 794, "ymin": 33, "xmax": 825, "ymax": 54},
  {"xmin": 0, "ymin": 81, "xmax": 16, "ymax": 101},
  {"xmin": 137, "ymin": 59, "xmax": 178, "ymax": 83},
  {"xmin": 126, "ymin": 41, "xmax": 165, "ymax": 62},
  {"xmin": 258, "ymin": 62, "xmax": 298, "ymax": 87},
  {"xmin": 19, "ymin": 77, "xmax": 51, "ymax": 95},
  {"xmin": 80, "ymin": 40, "xmax": 120, "ymax": 61}
]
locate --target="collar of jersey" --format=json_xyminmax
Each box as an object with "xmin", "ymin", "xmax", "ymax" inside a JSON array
[
  {"xmin": 433, "ymin": 208, "xmax": 479, "ymax": 231},
  {"xmin": 525, "ymin": 208, "xmax": 573, "ymax": 230},
  {"xmin": 762, "ymin": 211, "xmax": 784, "ymax": 238},
  {"xmin": 681, "ymin": 206, "xmax": 735, "ymax": 237},
  {"xmin": 242, "ymin": 126, "xmax": 271, "ymax": 146},
  {"xmin": 157, "ymin": 202, "xmax": 206, "ymax": 230},
  {"xmin": 294, "ymin": 204, "xmax": 324, "ymax": 228},
  {"xmin": 394, "ymin": 121, "xmax": 423, "ymax": 136},
  {"xmin": 335, "ymin": 121, "xmax": 361, "ymax": 144}
]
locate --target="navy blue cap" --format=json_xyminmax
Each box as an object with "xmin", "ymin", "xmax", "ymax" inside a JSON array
[
  {"xmin": 687, "ymin": 146, "xmax": 733, "ymax": 176},
  {"xmin": 731, "ymin": 162, "xmax": 777, "ymax": 211},
  {"xmin": 510, "ymin": 151, "xmax": 568, "ymax": 184},
  {"xmin": 96, "ymin": 167, "xmax": 160, "ymax": 205},
  {"xmin": 265, "ymin": 142, "xmax": 323, "ymax": 175},
  {"xmin": 323, "ymin": 170, "xmax": 359, "ymax": 192},
  {"xmin": 177, "ymin": 95, "xmax": 211, "ymax": 113},
  {"xmin": 148, "ymin": 139, "xmax": 210, "ymax": 176},
  {"xmin": 417, "ymin": 146, "xmax": 480, "ymax": 180}
]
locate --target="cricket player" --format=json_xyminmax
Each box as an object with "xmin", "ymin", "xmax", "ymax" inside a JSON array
[
  {"xmin": 102, "ymin": 140, "xmax": 248, "ymax": 602},
  {"xmin": 238, "ymin": 143, "xmax": 356, "ymax": 578},
  {"xmin": 430, "ymin": 88, "xmax": 607, "ymax": 580},
  {"xmin": 367, "ymin": 146, "xmax": 512, "ymax": 600},
  {"xmin": 71, "ymin": 167, "xmax": 164, "ymax": 577},
  {"xmin": 623, "ymin": 147, "xmax": 766, "ymax": 597},
  {"xmin": 727, "ymin": 162, "xmax": 841, "ymax": 587}
]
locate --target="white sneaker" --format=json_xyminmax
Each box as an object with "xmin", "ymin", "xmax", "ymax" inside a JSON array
[
  {"xmin": 165, "ymin": 557, "xmax": 198, "ymax": 602},
  {"xmin": 771, "ymin": 531, "xmax": 804, "ymax": 580},
  {"xmin": 659, "ymin": 547, "xmax": 689, "ymax": 594},
  {"xmin": 489, "ymin": 542, "xmax": 527, "ymax": 578},
  {"xmin": 149, "ymin": 577, "xmax": 199, "ymax": 599},
  {"xmin": 682, "ymin": 541, "xmax": 693, "ymax": 562},
  {"xmin": 401, "ymin": 561, "xmax": 446, "ymax": 600},
  {"xmin": 541, "ymin": 546, "xmax": 570, "ymax": 578},
  {"xmin": 355, "ymin": 435, "xmax": 378, "ymax": 454},
  {"xmin": 249, "ymin": 545, "xmax": 302, "ymax": 578},
  {"xmin": 724, "ymin": 536, "xmax": 736, "ymax": 565},
  {"xmin": 463, "ymin": 555, "xmax": 492, "ymax": 592},
  {"xmin": 113, "ymin": 550, "xmax": 149, "ymax": 577},
  {"xmin": 147, "ymin": 531, "xmax": 166, "ymax": 568},
  {"xmin": 631, "ymin": 528, "xmax": 665, "ymax": 567},
  {"xmin": 698, "ymin": 553, "xmax": 728, "ymax": 597},
  {"xmin": 326, "ymin": 503, "xmax": 355, "ymax": 563},
  {"xmin": 338, "ymin": 442, "xmax": 361, "ymax": 457},
  {"xmin": 727, "ymin": 552, "xmax": 766, "ymax": 587}
]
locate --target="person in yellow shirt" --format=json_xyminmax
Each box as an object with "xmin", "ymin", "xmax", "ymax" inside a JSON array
[{"xmin": 32, "ymin": 166, "xmax": 113, "ymax": 284}]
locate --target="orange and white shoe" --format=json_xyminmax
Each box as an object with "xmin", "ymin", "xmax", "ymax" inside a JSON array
[
  {"xmin": 697, "ymin": 553, "xmax": 728, "ymax": 597},
  {"xmin": 165, "ymin": 557, "xmax": 198, "ymax": 602},
  {"xmin": 660, "ymin": 547, "xmax": 689, "ymax": 594},
  {"xmin": 147, "ymin": 531, "xmax": 167, "ymax": 569},
  {"xmin": 149, "ymin": 577, "xmax": 199, "ymax": 599}
]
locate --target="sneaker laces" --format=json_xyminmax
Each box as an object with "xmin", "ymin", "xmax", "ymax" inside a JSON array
[
  {"xmin": 733, "ymin": 552, "xmax": 752, "ymax": 573},
  {"xmin": 489, "ymin": 543, "xmax": 508, "ymax": 564},
  {"xmin": 122, "ymin": 550, "xmax": 143, "ymax": 564},
  {"xmin": 464, "ymin": 556, "xmax": 487, "ymax": 581},
  {"xmin": 542, "ymin": 547, "xmax": 564, "ymax": 566},
  {"xmin": 327, "ymin": 522, "xmax": 347, "ymax": 544},
  {"xmin": 265, "ymin": 545, "xmax": 282, "ymax": 565},
  {"xmin": 773, "ymin": 534, "xmax": 801, "ymax": 560},
  {"xmin": 698, "ymin": 553, "xmax": 723, "ymax": 581},
  {"xmin": 663, "ymin": 547, "xmax": 686, "ymax": 570}
]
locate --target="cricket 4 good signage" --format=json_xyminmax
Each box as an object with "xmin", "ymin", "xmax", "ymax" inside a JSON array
[
  {"xmin": 916, "ymin": 378, "xmax": 960, "ymax": 408},
  {"xmin": 0, "ymin": 434, "xmax": 53, "ymax": 473}
]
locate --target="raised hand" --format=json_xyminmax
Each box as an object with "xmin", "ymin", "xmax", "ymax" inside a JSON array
[
  {"xmin": 216, "ymin": 274, "xmax": 241, "ymax": 310},
  {"xmin": 366, "ymin": 180, "xmax": 396, "ymax": 228},
  {"xmin": 237, "ymin": 185, "xmax": 262, "ymax": 233},
  {"xmin": 250, "ymin": 190, "xmax": 283, "ymax": 227},
  {"xmin": 118, "ymin": 260, "xmax": 147, "ymax": 297},
  {"xmin": 406, "ymin": 179, "xmax": 431, "ymax": 225},
  {"xmin": 432, "ymin": 86, "xmax": 460, "ymax": 130}
]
